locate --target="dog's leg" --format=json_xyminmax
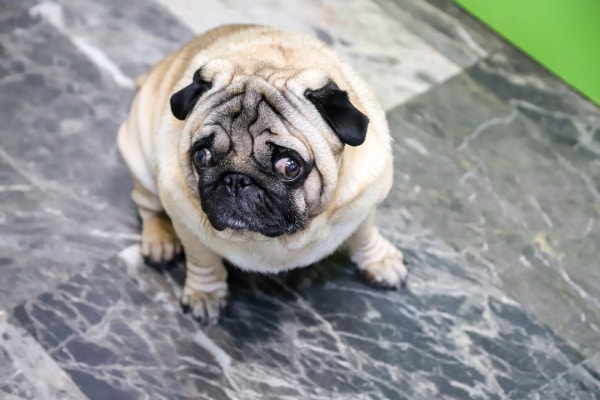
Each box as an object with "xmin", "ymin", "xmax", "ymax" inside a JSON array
[
  {"xmin": 171, "ymin": 220, "xmax": 228, "ymax": 325},
  {"xmin": 118, "ymin": 122, "xmax": 183, "ymax": 269},
  {"xmin": 133, "ymin": 180, "xmax": 183, "ymax": 269},
  {"xmin": 132, "ymin": 176, "xmax": 227, "ymax": 324},
  {"xmin": 119, "ymin": 123, "xmax": 225, "ymax": 324},
  {"xmin": 348, "ymin": 214, "xmax": 408, "ymax": 288},
  {"xmin": 180, "ymin": 253, "xmax": 228, "ymax": 325}
]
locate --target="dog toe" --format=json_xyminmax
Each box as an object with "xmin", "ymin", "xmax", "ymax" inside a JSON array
[
  {"xmin": 180, "ymin": 289, "xmax": 228, "ymax": 325},
  {"xmin": 358, "ymin": 248, "xmax": 408, "ymax": 290}
]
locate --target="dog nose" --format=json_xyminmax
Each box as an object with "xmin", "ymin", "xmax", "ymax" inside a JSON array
[{"xmin": 223, "ymin": 173, "xmax": 253, "ymax": 196}]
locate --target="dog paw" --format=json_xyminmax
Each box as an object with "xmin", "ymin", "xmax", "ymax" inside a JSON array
[
  {"xmin": 358, "ymin": 247, "xmax": 408, "ymax": 289},
  {"xmin": 141, "ymin": 214, "xmax": 183, "ymax": 270},
  {"xmin": 180, "ymin": 288, "xmax": 228, "ymax": 325}
]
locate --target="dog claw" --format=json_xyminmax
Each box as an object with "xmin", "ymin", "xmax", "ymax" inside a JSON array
[
  {"xmin": 180, "ymin": 301, "xmax": 191, "ymax": 314},
  {"xmin": 180, "ymin": 289, "xmax": 228, "ymax": 325},
  {"xmin": 358, "ymin": 247, "xmax": 408, "ymax": 290}
]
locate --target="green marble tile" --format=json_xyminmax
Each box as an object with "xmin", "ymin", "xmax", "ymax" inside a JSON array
[
  {"xmin": 377, "ymin": 0, "xmax": 506, "ymax": 67},
  {"xmin": 387, "ymin": 70, "xmax": 600, "ymax": 356}
]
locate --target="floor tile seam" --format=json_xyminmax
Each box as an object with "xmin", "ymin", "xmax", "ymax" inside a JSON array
[
  {"xmin": 522, "ymin": 352, "xmax": 600, "ymax": 399},
  {"xmin": 382, "ymin": 45, "xmax": 505, "ymax": 112},
  {"xmin": 0, "ymin": 311, "xmax": 93, "ymax": 400},
  {"xmin": 373, "ymin": 0, "xmax": 490, "ymax": 59}
]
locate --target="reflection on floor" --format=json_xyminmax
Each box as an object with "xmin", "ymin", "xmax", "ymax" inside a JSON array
[{"xmin": 1, "ymin": 0, "xmax": 599, "ymax": 399}]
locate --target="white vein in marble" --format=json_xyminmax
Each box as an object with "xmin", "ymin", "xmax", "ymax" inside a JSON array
[{"xmin": 0, "ymin": 311, "xmax": 87, "ymax": 400}]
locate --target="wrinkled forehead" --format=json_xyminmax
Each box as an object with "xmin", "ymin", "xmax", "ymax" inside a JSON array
[
  {"xmin": 200, "ymin": 58, "xmax": 332, "ymax": 98},
  {"xmin": 188, "ymin": 71, "xmax": 332, "ymax": 161}
]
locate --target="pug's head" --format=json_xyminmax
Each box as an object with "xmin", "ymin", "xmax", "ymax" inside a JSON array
[{"xmin": 170, "ymin": 63, "xmax": 368, "ymax": 237}]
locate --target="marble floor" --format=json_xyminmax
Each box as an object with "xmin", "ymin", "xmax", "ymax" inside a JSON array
[{"xmin": 0, "ymin": 0, "xmax": 599, "ymax": 399}]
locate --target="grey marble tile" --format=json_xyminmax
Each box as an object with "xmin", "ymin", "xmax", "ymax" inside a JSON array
[
  {"xmin": 387, "ymin": 71, "xmax": 600, "ymax": 356},
  {"xmin": 30, "ymin": 0, "xmax": 194, "ymax": 82},
  {"xmin": 154, "ymin": 0, "xmax": 461, "ymax": 109},
  {"xmin": 0, "ymin": 0, "xmax": 36, "ymax": 22},
  {"xmin": 11, "ymin": 220, "xmax": 584, "ymax": 400},
  {"xmin": 0, "ymin": 154, "xmax": 137, "ymax": 267},
  {"xmin": 0, "ymin": 7, "xmax": 140, "ymax": 307},
  {"xmin": 0, "ymin": 8, "xmax": 131, "ymax": 202},
  {"xmin": 373, "ymin": 0, "xmax": 506, "ymax": 67},
  {"xmin": 527, "ymin": 353, "xmax": 600, "ymax": 400},
  {"xmin": 0, "ymin": 392, "xmax": 27, "ymax": 400},
  {"xmin": 0, "ymin": 311, "xmax": 88, "ymax": 400},
  {"xmin": 0, "ymin": 248, "xmax": 71, "ymax": 309},
  {"xmin": 3, "ymin": 1, "xmax": 182, "ymax": 233},
  {"xmin": 0, "ymin": 149, "xmax": 137, "ymax": 267}
]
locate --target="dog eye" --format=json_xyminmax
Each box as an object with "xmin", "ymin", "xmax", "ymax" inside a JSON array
[
  {"xmin": 192, "ymin": 148, "xmax": 212, "ymax": 169},
  {"xmin": 274, "ymin": 156, "xmax": 302, "ymax": 181}
]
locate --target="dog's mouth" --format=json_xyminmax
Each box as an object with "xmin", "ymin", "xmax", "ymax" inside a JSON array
[
  {"xmin": 206, "ymin": 211, "xmax": 302, "ymax": 238},
  {"xmin": 199, "ymin": 173, "xmax": 306, "ymax": 237}
]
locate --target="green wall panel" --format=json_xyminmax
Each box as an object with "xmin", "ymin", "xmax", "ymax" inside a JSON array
[{"xmin": 455, "ymin": 0, "xmax": 600, "ymax": 106}]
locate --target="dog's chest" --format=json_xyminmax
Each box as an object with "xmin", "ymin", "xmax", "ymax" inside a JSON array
[{"xmin": 206, "ymin": 215, "xmax": 362, "ymax": 273}]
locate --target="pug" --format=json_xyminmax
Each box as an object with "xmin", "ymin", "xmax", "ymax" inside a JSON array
[{"xmin": 118, "ymin": 24, "xmax": 407, "ymax": 324}]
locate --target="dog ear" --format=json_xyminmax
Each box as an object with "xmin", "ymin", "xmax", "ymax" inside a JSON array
[
  {"xmin": 170, "ymin": 68, "xmax": 212, "ymax": 121},
  {"xmin": 304, "ymin": 81, "xmax": 369, "ymax": 146}
]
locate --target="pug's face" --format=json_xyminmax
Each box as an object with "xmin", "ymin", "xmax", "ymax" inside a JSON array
[{"xmin": 170, "ymin": 63, "xmax": 369, "ymax": 237}]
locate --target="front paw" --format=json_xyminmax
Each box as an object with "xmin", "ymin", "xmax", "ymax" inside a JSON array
[
  {"xmin": 356, "ymin": 247, "xmax": 408, "ymax": 289},
  {"xmin": 141, "ymin": 214, "xmax": 183, "ymax": 270},
  {"xmin": 180, "ymin": 288, "xmax": 228, "ymax": 325}
]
